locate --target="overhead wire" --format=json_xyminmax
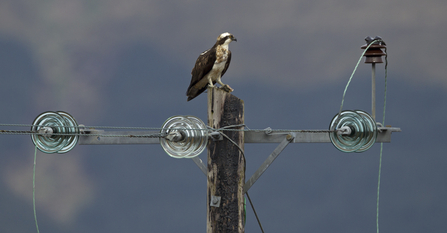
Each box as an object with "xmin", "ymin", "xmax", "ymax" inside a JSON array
[
  {"xmin": 337, "ymin": 39, "xmax": 382, "ymax": 122},
  {"xmin": 0, "ymin": 124, "xmax": 338, "ymax": 137},
  {"xmin": 336, "ymin": 38, "xmax": 388, "ymax": 233},
  {"xmin": 33, "ymin": 146, "xmax": 40, "ymax": 233},
  {"xmin": 376, "ymin": 45, "xmax": 388, "ymax": 233}
]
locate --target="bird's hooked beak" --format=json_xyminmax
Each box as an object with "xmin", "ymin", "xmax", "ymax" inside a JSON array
[{"xmin": 232, "ymin": 36, "xmax": 237, "ymax": 42}]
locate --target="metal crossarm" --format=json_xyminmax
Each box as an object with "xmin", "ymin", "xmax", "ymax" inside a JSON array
[
  {"xmin": 78, "ymin": 129, "xmax": 160, "ymax": 145},
  {"xmin": 77, "ymin": 126, "xmax": 400, "ymax": 145}
]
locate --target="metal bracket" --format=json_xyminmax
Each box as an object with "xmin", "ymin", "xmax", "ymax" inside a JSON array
[
  {"xmin": 38, "ymin": 126, "xmax": 54, "ymax": 136},
  {"xmin": 192, "ymin": 157, "xmax": 207, "ymax": 175},
  {"xmin": 189, "ymin": 133, "xmax": 295, "ymax": 193},
  {"xmin": 209, "ymin": 131, "xmax": 223, "ymax": 141},
  {"xmin": 264, "ymin": 127, "xmax": 273, "ymax": 135},
  {"xmin": 243, "ymin": 134, "xmax": 295, "ymax": 193},
  {"xmin": 165, "ymin": 131, "xmax": 185, "ymax": 142},
  {"xmin": 210, "ymin": 195, "xmax": 221, "ymax": 207}
]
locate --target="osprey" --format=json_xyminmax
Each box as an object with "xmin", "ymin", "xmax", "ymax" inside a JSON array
[{"xmin": 186, "ymin": 32, "xmax": 237, "ymax": 101}]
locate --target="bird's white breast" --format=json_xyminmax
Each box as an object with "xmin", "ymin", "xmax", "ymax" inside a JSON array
[{"xmin": 205, "ymin": 60, "xmax": 226, "ymax": 82}]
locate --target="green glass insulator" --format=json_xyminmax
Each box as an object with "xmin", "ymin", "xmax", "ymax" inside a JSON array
[{"xmin": 160, "ymin": 116, "xmax": 208, "ymax": 158}]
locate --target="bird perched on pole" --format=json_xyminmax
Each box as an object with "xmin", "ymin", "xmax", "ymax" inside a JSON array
[{"xmin": 186, "ymin": 32, "xmax": 237, "ymax": 101}]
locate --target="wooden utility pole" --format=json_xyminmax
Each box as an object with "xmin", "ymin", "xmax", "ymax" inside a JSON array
[{"xmin": 207, "ymin": 87, "xmax": 245, "ymax": 233}]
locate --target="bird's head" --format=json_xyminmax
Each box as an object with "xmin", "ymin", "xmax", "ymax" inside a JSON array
[{"xmin": 216, "ymin": 32, "xmax": 237, "ymax": 46}]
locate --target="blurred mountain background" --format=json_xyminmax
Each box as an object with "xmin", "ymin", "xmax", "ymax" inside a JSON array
[{"xmin": 1, "ymin": 0, "xmax": 446, "ymax": 232}]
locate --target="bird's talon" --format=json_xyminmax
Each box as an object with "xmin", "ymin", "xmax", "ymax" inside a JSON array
[{"xmin": 220, "ymin": 84, "xmax": 234, "ymax": 93}]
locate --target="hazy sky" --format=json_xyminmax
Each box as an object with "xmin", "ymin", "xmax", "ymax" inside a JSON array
[{"xmin": 1, "ymin": 0, "xmax": 446, "ymax": 232}]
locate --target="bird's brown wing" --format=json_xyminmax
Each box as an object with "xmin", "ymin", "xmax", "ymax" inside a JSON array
[{"xmin": 186, "ymin": 48, "xmax": 216, "ymax": 101}]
